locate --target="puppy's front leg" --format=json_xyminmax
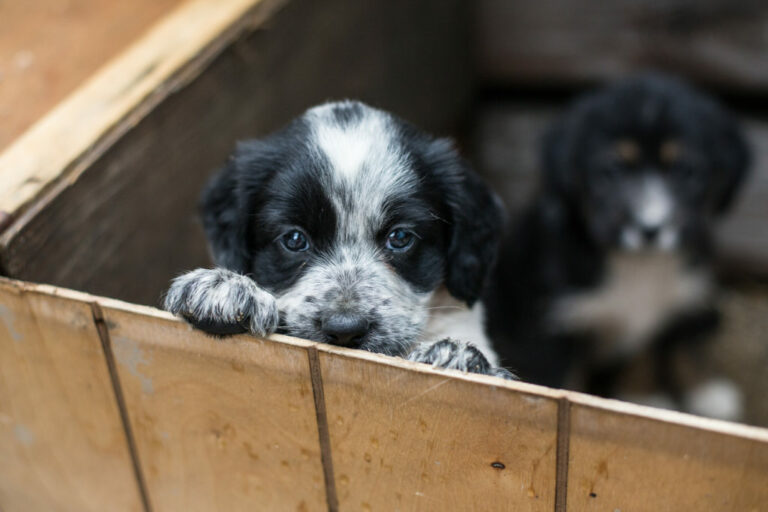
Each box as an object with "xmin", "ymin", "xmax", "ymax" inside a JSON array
[
  {"xmin": 164, "ymin": 268, "xmax": 279, "ymax": 336},
  {"xmin": 408, "ymin": 339, "xmax": 517, "ymax": 380}
]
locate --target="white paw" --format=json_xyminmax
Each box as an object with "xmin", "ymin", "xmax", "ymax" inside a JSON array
[
  {"xmin": 164, "ymin": 268, "xmax": 279, "ymax": 336},
  {"xmin": 684, "ymin": 378, "xmax": 744, "ymax": 422}
]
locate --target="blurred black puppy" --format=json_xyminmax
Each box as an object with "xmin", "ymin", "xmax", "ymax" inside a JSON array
[
  {"xmin": 485, "ymin": 75, "xmax": 749, "ymax": 418},
  {"xmin": 165, "ymin": 100, "xmax": 513, "ymax": 379}
]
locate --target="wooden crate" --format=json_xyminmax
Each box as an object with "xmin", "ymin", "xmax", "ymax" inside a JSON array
[
  {"xmin": 2, "ymin": 277, "xmax": 767, "ymax": 511},
  {"xmin": 1, "ymin": 1, "xmax": 767, "ymax": 511},
  {"xmin": 476, "ymin": 0, "xmax": 768, "ymax": 93},
  {"xmin": 0, "ymin": 0, "xmax": 472, "ymax": 306}
]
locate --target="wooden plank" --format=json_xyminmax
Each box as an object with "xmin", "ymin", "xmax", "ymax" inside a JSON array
[
  {"xmin": 316, "ymin": 345, "xmax": 560, "ymax": 511},
  {"xmin": 0, "ymin": 279, "xmax": 143, "ymax": 511},
  {"xmin": 0, "ymin": 0, "xmax": 281, "ymax": 222},
  {"xmin": 476, "ymin": 0, "xmax": 768, "ymax": 92},
  {"xmin": 475, "ymin": 102, "xmax": 768, "ymax": 276},
  {"xmin": 0, "ymin": 0, "xmax": 185, "ymax": 152},
  {"xmin": 99, "ymin": 301, "xmax": 327, "ymax": 511},
  {"xmin": 3, "ymin": 278, "xmax": 768, "ymax": 509},
  {"xmin": 566, "ymin": 395, "xmax": 768, "ymax": 511},
  {"xmin": 0, "ymin": 0, "xmax": 472, "ymax": 307}
]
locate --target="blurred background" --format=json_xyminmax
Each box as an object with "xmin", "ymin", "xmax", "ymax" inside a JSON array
[
  {"xmin": 0, "ymin": 0, "xmax": 766, "ymax": 425},
  {"xmin": 470, "ymin": 0, "xmax": 768, "ymax": 427}
]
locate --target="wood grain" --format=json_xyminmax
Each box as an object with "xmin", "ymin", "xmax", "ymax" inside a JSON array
[
  {"xmin": 2, "ymin": 278, "xmax": 768, "ymax": 509},
  {"xmin": 0, "ymin": 279, "xmax": 143, "ymax": 511},
  {"xmin": 0, "ymin": 0, "xmax": 471, "ymax": 307},
  {"xmin": 476, "ymin": 0, "xmax": 768, "ymax": 92},
  {"xmin": 566, "ymin": 395, "xmax": 768, "ymax": 511},
  {"xmin": 0, "ymin": 0, "xmax": 278, "ymax": 221},
  {"xmin": 0, "ymin": 0, "xmax": 184, "ymax": 152},
  {"xmin": 100, "ymin": 301, "xmax": 327, "ymax": 512},
  {"xmin": 316, "ymin": 345, "xmax": 559, "ymax": 511}
]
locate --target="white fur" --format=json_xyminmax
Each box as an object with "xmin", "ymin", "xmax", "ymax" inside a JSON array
[
  {"xmin": 621, "ymin": 227, "xmax": 642, "ymax": 250},
  {"xmin": 164, "ymin": 268, "xmax": 279, "ymax": 336},
  {"xmin": 307, "ymin": 102, "xmax": 416, "ymax": 241},
  {"xmin": 634, "ymin": 176, "xmax": 673, "ymax": 228},
  {"xmin": 168, "ymin": 101, "xmax": 503, "ymax": 375},
  {"xmin": 684, "ymin": 378, "xmax": 744, "ymax": 422},
  {"xmin": 422, "ymin": 288, "xmax": 499, "ymax": 365},
  {"xmin": 275, "ymin": 244, "xmax": 432, "ymax": 356},
  {"xmin": 554, "ymin": 252, "xmax": 711, "ymax": 359}
]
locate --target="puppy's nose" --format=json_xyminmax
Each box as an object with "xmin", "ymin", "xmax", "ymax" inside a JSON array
[
  {"xmin": 322, "ymin": 313, "xmax": 370, "ymax": 347},
  {"xmin": 641, "ymin": 225, "xmax": 660, "ymax": 243}
]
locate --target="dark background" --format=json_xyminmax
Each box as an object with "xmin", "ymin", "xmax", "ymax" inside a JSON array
[{"xmin": 469, "ymin": 0, "xmax": 768, "ymax": 426}]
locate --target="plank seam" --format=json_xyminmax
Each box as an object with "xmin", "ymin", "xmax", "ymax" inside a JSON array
[
  {"xmin": 554, "ymin": 396, "xmax": 571, "ymax": 512},
  {"xmin": 307, "ymin": 346, "xmax": 339, "ymax": 512},
  {"xmin": 90, "ymin": 302, "xmax": 153, "ymax": 512}
]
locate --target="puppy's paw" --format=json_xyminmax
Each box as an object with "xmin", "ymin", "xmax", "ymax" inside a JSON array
[
  {"xmin": 684, "ymin": 378, "xmax": 744, "ymax": 422},
  {"xmin": 407, "ymin": 339, "xmax": 517, "ymax": 380},
  {"xmin": 164, "ymin": 268, "xmax": 279, "ymax": 337}
]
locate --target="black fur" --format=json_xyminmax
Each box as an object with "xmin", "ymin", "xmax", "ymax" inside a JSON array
[
  {"xmin": 485, "ymin": 74, "xmax": 750, "ymax": 397},
  {"xmin": 165, "ymin": 100, "xmax": 506, "ymax": 376}
]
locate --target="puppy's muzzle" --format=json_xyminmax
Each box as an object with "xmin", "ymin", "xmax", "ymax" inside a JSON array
[{"xmin": 321, "ymin": 312, "xmax": 371, "ymax": 347}]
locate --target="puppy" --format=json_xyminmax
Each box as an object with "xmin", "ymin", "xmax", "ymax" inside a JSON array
[
  {"xmin": 165, "ymin": 100, "xmax": 513, "ymax": 379},
  {"xmin": 484, "ymin": 75, "xmax": 749, "ymax": 417}
]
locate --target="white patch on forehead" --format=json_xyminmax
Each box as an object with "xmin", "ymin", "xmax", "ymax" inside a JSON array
[
  {"xmin": 305, "ymin": 102, "xmax": 417, "ymax": 237},
  {"xmin": 309, "ymin": 103, "xmax": 407, "ymax": 180}
]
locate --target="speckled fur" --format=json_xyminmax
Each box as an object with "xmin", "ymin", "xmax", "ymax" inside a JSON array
[{"xmin": 164, "ymin": 101, "xmax": 509, "ymax": 378}]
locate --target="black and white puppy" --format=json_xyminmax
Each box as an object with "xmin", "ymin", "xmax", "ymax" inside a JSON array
[
  {"xmin": 164, "ymin": 100, "xmax": 513, "ymax": 378},
  {"xmin": 485, "ymin": 75, "xmax": 749, "ymax": 417}
]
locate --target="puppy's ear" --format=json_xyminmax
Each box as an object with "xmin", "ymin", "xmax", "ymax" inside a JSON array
[
  {"xmin": 711, "ymin": 113, "xmax": 750, "ymax": 214},
  {"xmin": 427, "ymin": 139, "xmax": 505, "ymax": 306},
  {"xmin": 200, "ymin": 141, "xmax": 272, "ymax": 273}
]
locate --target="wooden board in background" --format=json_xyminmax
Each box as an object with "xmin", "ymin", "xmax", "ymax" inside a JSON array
[
  {"xmin": 100, "ymin": 302, "xmax": 327, "ymax": 512},
  {"xmin": 0, "ymin": 0, "xmax": 185, "ymax": 151},
  {"xmin": 0, "ymin": 0, "xmax": 276, "ymax": 225},
  {"xmin": 317, "ymin": 345, "xmax": 560, "ymax": 511},
  {"xmin": 0, "ymin": 280, "xmax": 143, "ymax": 512},
  {"xmin": 476, "ymin": 0, "xmax": 768, "ymax": 93},
  {"xmin": 0, "ymin": 0, "xmax": 472, "ymax": 307},
  {"xmin": 566, "ymin": 396, "xmax": 768, "ymax": 511}
]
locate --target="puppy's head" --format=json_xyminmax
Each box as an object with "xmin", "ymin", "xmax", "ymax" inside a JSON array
[
  {"xmin": 201, "ymin": 101, "xmax": 502, "ymax": 355},
  {"xmin": 543, "ymin": 74, "xmax": 749, "ymax": 252}
]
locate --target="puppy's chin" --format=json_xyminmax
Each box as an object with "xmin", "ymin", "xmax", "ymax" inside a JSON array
[
  {"xmin": 283, "ymin": 325, "xmax": 422, "ymax": 357},
  {"xmin": 620, "ymin": 226, "xmax": 679, "ymax": 253}
]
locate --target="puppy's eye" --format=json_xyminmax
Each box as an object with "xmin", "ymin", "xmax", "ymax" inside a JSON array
[
  {"xmin": 385, "ymin": 228, "xmax": 415, "ymax": 252},
  {"xmin": 615, "ymin": 139, "xmax": 640, "ymax": 164},
  {"xmin": 660, "ymin": 140, "xmax": 681, "ymax": 165},
  {"xmin": 280, "ymin": 230, "xmax": 310, "ymax": 252}
]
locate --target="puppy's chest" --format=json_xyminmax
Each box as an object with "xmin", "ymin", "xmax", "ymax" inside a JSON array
[
  {"xmin": 552, "ymin": 252, "xmax": 712, "ymax": 356},
  {"xmin": 422, "ymin": 288, "xmax": 499, "ymax": 366}
]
